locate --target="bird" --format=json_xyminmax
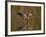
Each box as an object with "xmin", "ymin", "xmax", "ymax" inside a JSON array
[{"xmin": 17, "ymin": 12, "xmax": 32, "ymax": 18}]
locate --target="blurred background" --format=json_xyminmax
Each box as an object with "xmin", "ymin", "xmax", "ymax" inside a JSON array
[{"xmin": 11, "ymin": 5, "xmax": 41, "ymax": 31}]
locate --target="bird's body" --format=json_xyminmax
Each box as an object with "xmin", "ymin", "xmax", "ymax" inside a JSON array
[{"xmin": 17, "ymin": 12, "xmax": 32, "ymax": 19}]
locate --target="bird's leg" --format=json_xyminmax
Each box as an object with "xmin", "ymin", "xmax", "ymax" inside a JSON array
[
  {"xmin": 24, "ymin": 16, "xmax": 27, "ymax": 30},
  {"xmin": 26, "ymin": 14, "xmax": 28, "ymax": 30},
  {"xmin": 28, "ymin": 15, "xmax": 30, "ymax": 30},
  {"xmin": 28, "ymin": 14, "xmax": 32, "ymax": 30}
]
